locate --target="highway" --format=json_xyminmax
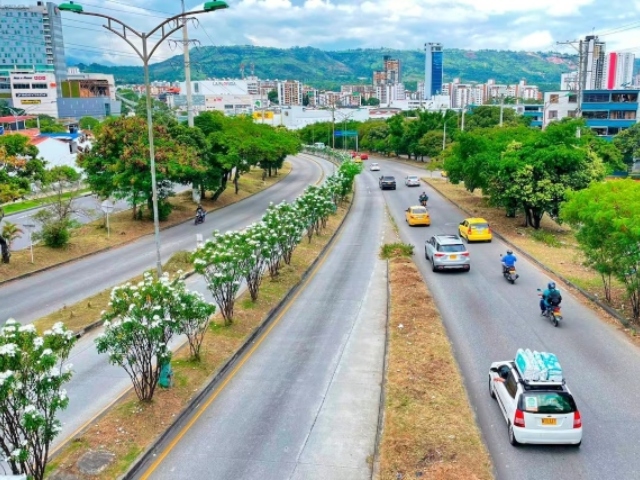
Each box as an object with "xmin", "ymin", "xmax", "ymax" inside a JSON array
[
  {"xmin": 0, "ymin": 154, "xmax": 334, "ymax": 452},
  {"xmin": 373, "ymin": 158, "xmax": 640, "ymax": 479},
  {"xmin": 135, "ymin": 164, "xmax": 388, "ymax": 480},
  {"xmin": 1, "ymin": 155, "xmax": 333, "ymax": 325}
]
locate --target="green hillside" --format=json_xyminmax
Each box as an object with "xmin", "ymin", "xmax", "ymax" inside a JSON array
[{"xmin": 72, "ymin": 46, "xmax": 588, "ymax": 91}]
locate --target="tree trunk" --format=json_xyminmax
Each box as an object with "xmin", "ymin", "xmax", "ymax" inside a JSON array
[
  {"xmin": 211, "ymin": 171, "xmax": 229, "ymax": 201},
  {"xmin": 0, "ymin": 234, "xmax": 9, "ymax": 264},
  {"xmin": 525, "ymin": 207, "xmax": 543, "ymax": 229},
  {"xmin": 233, "ymin": 169, "xmax": 240, "ymax": 195}
]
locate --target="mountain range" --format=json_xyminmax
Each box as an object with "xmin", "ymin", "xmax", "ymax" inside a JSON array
[{"xmin": 66, "ymin": 46, "xmax": 638, "ymax": 92}]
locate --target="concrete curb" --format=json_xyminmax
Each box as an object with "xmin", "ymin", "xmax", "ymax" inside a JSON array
[
  {"xmin": 371, "ymin": 258, "xmax": 390, "ymax": 480},
  {"xmin": 425, "ymin": 179, "xmax": 631, "ymax": 328},
  {"xmin": 121, "ymin": 187, "xmax": 355, "ymax": 480},
  {"xmin": 2, "ymin": 192, "xmax": 94, "ymax": 217},
  {"xmin": 0, "ymin": 167, "xmax": 293, "ymax": 287}
]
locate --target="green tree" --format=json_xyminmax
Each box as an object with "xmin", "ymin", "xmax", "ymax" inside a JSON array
[
  {"xmin": 78, "ymin": 116, "xmax": 199, "ymax": 219},
  {"xmin": 78, "ymin": 116, "xmax": 100, "ymax": 131},
  {"xmin": 463, "ymin": 105, "xmax": 529, "ymax": 130},
  {"xmin": 613, "ymin": 122, "xmax": 640, "ymax": 166},
  {"xmin": 562, "ymin": 180, "xmax": 640, "ymax": 317},
  {"xmin": 267, "ymin": 89, "xmax": 278, "ymax": 105},
  {"xmin": 25, "ymin": 115, "xmax": 66, "ymax": 133},
  {"xmin": 45, "ymin": 165, "xmax": 80, "ymax": 184}
]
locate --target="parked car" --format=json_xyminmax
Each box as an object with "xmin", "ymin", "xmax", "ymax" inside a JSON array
[
  {"xmin": 424, "ymin": 234, "xmax": 470, "ymax": 272},
  {"xmin": 489, "ymin": 358, "xmax": 582, "ymax": 447},
  {"xmin": 405, "ymin": 175, "xmax": 420, "ymax": 187},
  {"xmin": 370, "ymin": 162, "xmax": 380, "ymax": 171},
  {"xmin": 459, "ymin": 217, "xmax": 492, "ymax": 243},
  {"xmin": 379, "ymin": 176, "xmax": 396, "ymax": 190},
  {"xmin": 405, "ymin": 206, "xmax": 430, "ymax": 226}
]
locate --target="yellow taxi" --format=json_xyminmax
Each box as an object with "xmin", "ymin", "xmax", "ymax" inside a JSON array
[
  {"xmin": 405, "ymin": 206, "xmax": 431, "ymax": 226},
  {"xmin": 459, "ymin": 217, "xmax": 492, "ymax": 242},
  {"xmin": 354, "ymin": 156, "xmax": 363, "ymax": 163}
]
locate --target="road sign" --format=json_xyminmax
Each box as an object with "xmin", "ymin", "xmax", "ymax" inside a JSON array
[
  {"xmin": 334, "ymin": 130, "xmax": 358, "ymax": 137},
  {"xmin": 100, "ymin": 200, "xmax": 114, "ymax": 213}
]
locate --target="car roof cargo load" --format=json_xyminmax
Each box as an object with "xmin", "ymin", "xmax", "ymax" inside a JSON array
[{"xmin": 514, "ymin": 348, "xmax": 564, "ymax": 386}]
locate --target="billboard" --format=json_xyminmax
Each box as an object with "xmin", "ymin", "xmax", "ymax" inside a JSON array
[
  {"xmin": 21, "ymin": 99, "xmax": 41, "ymax": 105},
  {"xmin": 253, "ymin": 111, "xmax": 274, "ymax": 119}
]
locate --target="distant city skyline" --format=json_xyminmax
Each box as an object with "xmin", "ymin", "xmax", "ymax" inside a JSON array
[{"xmin": 35, "ymin": 0, "xmax": 640, "ymax": 66}]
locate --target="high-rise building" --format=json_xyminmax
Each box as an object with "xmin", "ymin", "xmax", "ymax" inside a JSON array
[
  {"xmin": 277, "ymin": 80, "xmax": 303, "ymax": 106},
  {"xmin": 424, "ymin": 42, "xmax": 443, "ymax": 100},
  {"xmin": 604, "ymin": 52, "xmax": 635, "ymax": 89},
  {"xmin": 0, "ymin": 2, "xmax": 67, "ymax": 79},
  {"xmin": 578, "ymin": 35, "xmax": 606, "ymax": 90},
  {"xmin": 373, "ymin": 56, "xmax": 401, "ymax": 86}
]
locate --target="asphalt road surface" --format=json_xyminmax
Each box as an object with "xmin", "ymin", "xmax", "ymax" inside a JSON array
[
  {"xmin": 135, "ymin": 165, "xmax": 388, "ymax": 480},
  {"xmin": 35, "ymin": 154, "xmax": 334, "ymax": 451},
  {"xmin": 374, "ymin": 158, "xmax": 640, "ymax": 480},
  {"xmin": 1, "ymin": 155, "xmax": 334, "ymax": 325}
]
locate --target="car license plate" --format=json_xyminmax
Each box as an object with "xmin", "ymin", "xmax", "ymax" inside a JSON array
[
  {"xmin": 541, "ymin": 418, "xmax": 557, "ymax": 426},
  {"xmin": 449, "ymin": 255, "xmax": 457, "ymax": 260},
  {"xmin": 475, "ymin": 228, "xmax": 485, "ymax": 233}
]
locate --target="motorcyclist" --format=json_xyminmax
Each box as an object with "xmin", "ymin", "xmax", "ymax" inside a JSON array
[
  {"xmin": 419, "ymin": 191, "xmax": 429, "ymax": 206},
  {"xmin": 195, "ymin": 204, "xmax": 205, "ymax": 219},
  {"xmin": 502, "ymin": 249, "xmax": 517, "ymax": 274},
  {"xmin": 540, "ymin": 281, "xmax": 562, "ymax": 315}
]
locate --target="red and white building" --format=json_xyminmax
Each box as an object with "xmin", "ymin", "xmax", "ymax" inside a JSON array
[{"xmin": 604, "ymin": 52, "xmax": 635, "ymax": 90}]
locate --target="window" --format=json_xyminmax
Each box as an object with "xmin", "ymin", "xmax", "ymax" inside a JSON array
[
  {"xmin": 548, "ymin": 110, "xmax": 558, "ymax": 119},
  {"xmin": 612, "ymin": 93, "xmax": 638, "ymax": 103},
  {"xmin": 193, "ymin": 82, "xmax": 199, "ymax": 93},
  {"xmin": 521, "ymin": 392, "xmax": 576, "ymax": 414},
  {"xmin": 12, "ymin": 83, "xmax": 30, "ymax": 89},
  {"xmin": 583, "ymin": 93, "xmax": 610, "ymax": 103},
  {"xmin": 568, "ymin": 94, "xmax": 578, "ymax": 103},
  {"xmin": 549, "ymin": 94, "xmax": 559, "ymax": 104},
  {"xmin": 437, "ymin": 243, "xmax": 466, "ymax": 253},
  {"xmin": 568, "ymin": 110, "xmax": 578, "ymax": 118},
  {"xmin": 582, "ymin": 111, "xmax": 608, "ymax": 119},
  {"xmin": 505, "ymin": 372, "xmax": 518, "ymax": 398},
  {"xmin": 610, "ymin": 110, "xmax": 637, "ymax": 120}
]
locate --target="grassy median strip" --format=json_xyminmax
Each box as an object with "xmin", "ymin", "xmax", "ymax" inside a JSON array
[
  {"xmin": 2, "ymin": 189, "xmax": 92, "ymax": 215},
  {"xmin": 45, "ymin": 200, "xmax": 350, "ymax": 480},
  {"xmin": 378, "ymin": 246, "xmax": 493, "ymax": 480},
  {"xmin": 423, "ymin": 178, "xmax": 634, "ymax": 326},
  {"xmin": 1, "ymin": 164, "xmax": 291, "ymax": 283}
]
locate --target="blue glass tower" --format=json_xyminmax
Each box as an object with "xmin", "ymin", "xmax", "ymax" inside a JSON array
[{"xmin": 424, "ymin": 43, "xmax": 443, "ymax": 99}]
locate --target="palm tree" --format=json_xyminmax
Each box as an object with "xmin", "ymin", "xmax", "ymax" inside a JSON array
[{"xmin": 2, "ymin": 221, "xmax": 24, "ymax": 250}]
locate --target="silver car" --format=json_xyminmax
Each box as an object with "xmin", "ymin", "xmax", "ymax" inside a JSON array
[
  {"xmin": 424, "ymin": 235, "xmax": 471, "ymax": 272},
  {"xmin": 405, "ymin": 175, "xmax": 420, "ymax": 187}
]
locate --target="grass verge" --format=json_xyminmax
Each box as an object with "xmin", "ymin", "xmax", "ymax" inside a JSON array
[
  {"xmin": 423, "ymin": 178, "xmax": 637, "ymax": 330},
  {"xmin": 45, "ymin": 198, "xmax": 351, "ymax": 480},
  {"xmin": 0, "ymin": 164, "xmax": 291, "ymax": 283},
  {"xmin": 378, "ymin": 248, "xmax": 493, "ymax": 480},
  {"xmin": 1, "ymin": 189, "xmax": 92, "ymax": 215}
]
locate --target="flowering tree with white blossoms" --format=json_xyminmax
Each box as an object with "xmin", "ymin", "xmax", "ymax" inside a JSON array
[
  {"xmin": 96, "ymin": 272, "xmax": 213, "ymax": 401},
  {"xmin": 262, "ymin": 201, "xmax": 305, "ymax": 266},
  {"xmin": 296, "ymin": 186, "xmax": 325, "ymax": 243},
  {"xmin": 250, "ymin": 220, "xmax": 282, "ymax": 279},
  {"xmin": 193, "ymin": 230, "xmax": 248, "ymax": 325},
  {"xmin": 0, "ymin": 319, "xmax": 76, "ymax": 480},
  {"xmin": 171, "ymin": 287, "xmax": 216, "ymax": 362},
  {"xmin": 237, "ymin": 225, "xmax": 269, "ymax": 300}
]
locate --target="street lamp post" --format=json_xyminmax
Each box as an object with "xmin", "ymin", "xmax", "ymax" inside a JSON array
[{"xmin": 59, "ymin": 1, "xmax": 228, "ymax": 276}]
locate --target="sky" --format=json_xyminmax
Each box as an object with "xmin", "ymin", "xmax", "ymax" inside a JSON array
[{"xmin": 49, "ymin": 0, "xmax": 640, "ymax": 66}]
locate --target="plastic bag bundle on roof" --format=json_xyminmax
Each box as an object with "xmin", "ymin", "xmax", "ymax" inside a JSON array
[{"xmin": 515, "ymin": 348, "xmax": 563, "ymax": 382}]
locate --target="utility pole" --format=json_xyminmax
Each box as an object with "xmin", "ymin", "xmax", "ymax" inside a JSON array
[
  {"xmin": 181, "ymin": 0, "xmax": 197, "ymax": 127},
  {"xmin": 557, "ymin": 39, "xmax": 584, "ymax": 118},
  {"xmin": 499, "ymin": 94, "xmax": 505, "ymax": 127}
]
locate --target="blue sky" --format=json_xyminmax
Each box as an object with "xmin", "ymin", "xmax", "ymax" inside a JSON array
[{"xmin": 53, "ymin": 0, "xmax": 640, "ymax": 65}]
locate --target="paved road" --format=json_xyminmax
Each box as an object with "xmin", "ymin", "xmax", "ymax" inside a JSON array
[
  {"xmin": 1, "ymin": 155, "xmax": 332, "ymax": 325},
  {"xmin": 44, "ymin": 154, "xmax": 334, "ymax": 451},
  {"xmin": 133, "ymin": 168, "xmax": 388, "ymax": 480},
  {"xmin": 2, "ymin": 185, "xmax": 191, "ymax": 252},
  {"xmin": 376, "ymin": 158, "xmax": 640, "ymax": 480}
]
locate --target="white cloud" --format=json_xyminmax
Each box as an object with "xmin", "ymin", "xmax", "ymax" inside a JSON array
[{"xmin": 512, "ymin": 31, "xmax": 555, "ymax": 50}]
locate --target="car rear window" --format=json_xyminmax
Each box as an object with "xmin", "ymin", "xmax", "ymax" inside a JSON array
[
  {"xmin": 470, "ymin": 222, "xmax": 489, "ymax": 229},
  {"xmin": 437, "ymin": 244, "xmax": 465, "ymax": 253},
  {"xmin": 383, "ymin": 176, "xmax": 395, "ymax": 181},
  {"xmin": 412, "ymin": 207, "xmax": 427, "ymax": 214},
  {"xmin": 408, "ymin": 176, "xmax": 418, "ymax": 180},
  {"xmin": 521, "ymin": 392, "xmax": 577, "ymax": 414}
]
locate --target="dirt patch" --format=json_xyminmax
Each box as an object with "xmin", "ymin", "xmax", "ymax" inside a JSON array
[
  {"xmin": 424, "ymin": 178, "xmax": 640, "ymax": 341},
  {"xmin": 0, "ymin": 164, "xmax": 291, "ymax": 283},
  {"xmin": 378, "ymin": 256, "xmax": 493, "ymax": 480},
  {"xmin": 46, "ymin": 200, "xmax": 351, "ymax": 480}
]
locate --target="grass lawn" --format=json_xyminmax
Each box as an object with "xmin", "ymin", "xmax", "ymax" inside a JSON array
[
  {"xmin": 45, "ymin": 198, "xmax": 351, "ymax": 480},
  {"xmin": 0, "ymin": 164, "xmax": 291, "ymax": 283},
  {"xmin": 377, "ymin": 247, "xmax": 493, "ymax": 480},
  {"xmin": 2, "ymin": 189, "xmax": 91, "ymax": 215}
]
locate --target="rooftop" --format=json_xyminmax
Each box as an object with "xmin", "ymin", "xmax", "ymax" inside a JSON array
[{"xmin": 0, "ymin": 115, "xmax": 35, "ymax": 123}]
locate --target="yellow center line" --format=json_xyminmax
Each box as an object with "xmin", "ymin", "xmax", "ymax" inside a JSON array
[{"xmin": 139, "ymin": 180, "xmax": 346, "ymax": 480}]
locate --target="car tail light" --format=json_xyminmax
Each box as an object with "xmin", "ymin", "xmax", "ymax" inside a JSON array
[
  {"xmin": 514, "ymin": 409, "xmax": 525, "ymax": 427},
  {"xmin": 461, "ymin": 252, "xmax": 470, "ymax": 257},
  {"xmin": 554, "ymin": 307, "xmax": 561, "ymax": 312},
  {"xmin": 488, "ymin": 225, "xmax": 492, "ymax": 233},
  {"xmin": 467, "ymin": 228, "xmax": 472, "ymax": 235},
  {"xmin": 434, "ymin": 253, "xmax": 446, "ymax": 257},
  {"xmin": 573, "ymin": 410, "xmax": 582, "ymax": 428}
]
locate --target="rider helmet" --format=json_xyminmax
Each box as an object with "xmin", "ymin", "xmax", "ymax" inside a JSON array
[
  {"xmin": 506, "ymin": 250, "xmax": 513, "ymax": 255},
  {"xmin": 548, "ymin": 281, "xmax": 556, "ymax": 290}
]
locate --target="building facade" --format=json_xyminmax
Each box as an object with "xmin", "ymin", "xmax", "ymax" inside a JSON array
[
  {"xmin": 579, "ymin": 35, "xmax": 606, "ymax": 90},
  {"xmin": 277, "ymin": 80, "xmax": 303, "ymax": 106},
  {"xmin": 0, "ymin": 2, "xmax": 66, "ymax": 80},
  {"xmin": 424, "ymin": 42, "xmax": 443, "ymax": 99},
  {"xmin": 604, "ymin": 52, "xmax": 635, "ymax": 89}
]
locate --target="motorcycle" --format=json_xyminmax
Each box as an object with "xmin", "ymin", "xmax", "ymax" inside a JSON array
[
  {"xmin": 419, "ymin": 197, "xmax": 428, "ymax": 207},
  {"xmin": 537, "ymin": 289, "xmax": 562, "ymax": 327},
  {"xmin": 500, "ymin": 255, "xmax": 518, "ymax": 284},
  {"xmin": 195, "ymin": 211, "xmax": 206, "ymax": 225}
]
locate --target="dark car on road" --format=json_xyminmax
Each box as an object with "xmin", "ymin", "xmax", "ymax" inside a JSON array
[{"xmin": 379, "ymin": 176, "xmax": 396, "ymax": 190}]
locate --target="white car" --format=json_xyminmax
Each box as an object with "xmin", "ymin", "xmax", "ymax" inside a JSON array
[
  {"xmin": 370, "ymin": 163, "xmax": 380, "ymax": 171},
  {"xmin": 405, "ymin": 175, "xmax": 420, "ymax": 186},
  {"xmin": 489, "ymin": 360, "xmax": 582, "ymax": 447}
]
